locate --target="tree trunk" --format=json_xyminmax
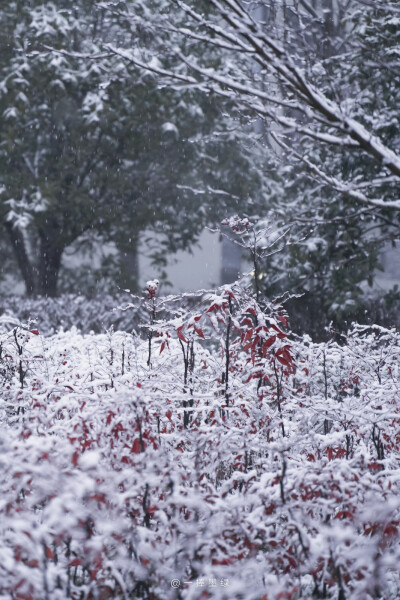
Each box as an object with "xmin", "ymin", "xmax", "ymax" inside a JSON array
[
  {"xmin": 38, "ymin": 233, "xmax": 63, "ymax": 297},
  {"xmin": 5, "ymin": 222, "xmax": 64, "ymax": 297},
  {"xmin": 4, "ymin": 222, "xmax": 36, "ymax": 296},
  {"xmin": 118, "ymin": 236, "xmax": 139, "ymax": 292}
]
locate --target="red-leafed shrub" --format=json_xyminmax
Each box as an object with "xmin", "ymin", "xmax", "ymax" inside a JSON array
[{"xmin": 1, "ymin": 288, "xmax": 400, "ymax": 599}]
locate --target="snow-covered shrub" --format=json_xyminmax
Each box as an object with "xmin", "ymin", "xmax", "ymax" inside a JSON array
[
  {"xmin": 0, "ymin": 294, "xmax": 146, "ymax": 335},
  {"xmin": 0, "ymin": 287, "xmax": 400, "ymax": 599}
]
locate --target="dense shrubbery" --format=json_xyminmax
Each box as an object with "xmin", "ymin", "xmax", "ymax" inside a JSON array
[
  {"xmin": 0, "ymin": 294, "xmax": 145, "ymax": 335},
  {"xmin": 1, "ymin": 280, "xmax": 400, "ymax": 600},
  {"xmin": 2, "ymin": 286, "xmax": 400, "ymax": 342}
]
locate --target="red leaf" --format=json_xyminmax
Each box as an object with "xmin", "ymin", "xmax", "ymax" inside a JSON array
[
  {"xmin": 243, "ymin": 328, "xmax": 253, "ymax": 343},
  {"xmin": 72, "ymin": 451, "xmax": 79, "ymax": 467},
  {"xmin": 241, "ymin": 317, "xmax": 254, "ymax": 328},
  {"xmin": 384, "ymin": 522, "xmax": 398, "ymax": 537},
  {"xmin": 106, "ymin": 411, "xmax": 115, "ymax": 426},
  {"xmin": 26, "ymin": 560, "xmax": 39, "ymax": 568},
  {"xmin": 285, "ymin": 555, "xmax": 297, "ymax": 569},
  {"xmin": 368, "ymin": 461, "xmax": 383, "ymax": 471},
  {"xmin": 44, "ymin": 546, "xmax": 54, "ymax": 560},
  {"xmin": 30, "ymin": 329, "xmax": 40, "ymax": 336},
  {"xmin": 90, "ymin": 493, "xmax": 107, "ymax": 504},
  {"xmin": 69, "ymin": 558, "xmax": 82, "ymax": 567},
  {"xmin": 212, "ymin": 558, "xmax": 233, "ymax": 565},
  {"xmin": 194, "ymin": 326, "xmax": 205, "ymax": 339},
  {"xmin": 177, "ymin": 325, "xmax": 188, "ymax": 343},
  {"xmin": 264, "ymin": 335, "xmax": 276, "ymax": 349},
  {"xmin": 276, "ymin": 355, "xmax": 289, "ymax": 367},
  {"xmin": 132, "ymin": 438, "xmax": 142, "ymax": 454},
  {"xmin": 334, "ymin": 510, "xmax": 353, "ymax": 520}
]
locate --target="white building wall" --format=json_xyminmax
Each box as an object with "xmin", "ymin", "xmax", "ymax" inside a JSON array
[{"xmin": 140, "ymin": 228, "xmax": 224, "ymax": 292}]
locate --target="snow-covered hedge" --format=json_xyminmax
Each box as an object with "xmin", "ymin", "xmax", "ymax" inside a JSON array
[
  {"xmin": 1, "ymin": 286, "xmax": 399, "ymax": 599},
  {"xmin": 0, "ymin": 294, "xmax": 145, "ymax": 335}
]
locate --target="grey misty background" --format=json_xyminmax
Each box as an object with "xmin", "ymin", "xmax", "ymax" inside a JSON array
[{"xmin": 1, "ymin": 0, "xmax": 400, "ymax": 339}]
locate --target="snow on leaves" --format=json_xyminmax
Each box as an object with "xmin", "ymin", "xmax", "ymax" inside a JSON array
[
  {"xmin": 1, "ymin": 304, "xmax": 400, "ymax": 599},
  {"xmin": 145, "ymin": 279, "xmax": 159, "ymax": 300}
]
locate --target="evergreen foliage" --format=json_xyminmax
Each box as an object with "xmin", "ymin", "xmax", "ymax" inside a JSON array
[{"xmin": 0, "ymin": 0, "xmax": 263, "ymax": 296}]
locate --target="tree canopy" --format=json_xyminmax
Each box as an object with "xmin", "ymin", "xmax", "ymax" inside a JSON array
[
  {"xmin": 0, "ymin": 0, "xmax": 265, "ymax": 296},
  {"xmin": 109, "ymin": 0, "xmax": 400, "ymax": 331}
]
